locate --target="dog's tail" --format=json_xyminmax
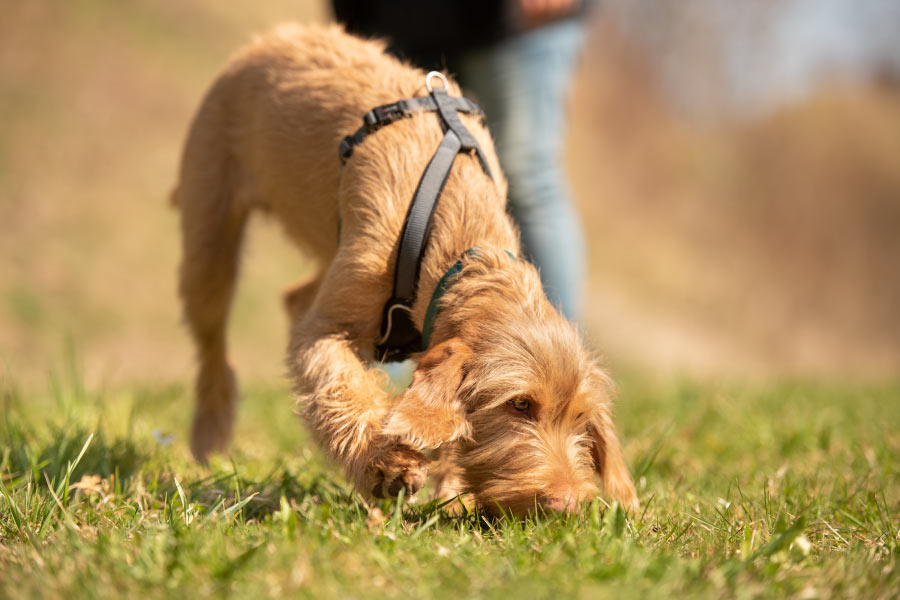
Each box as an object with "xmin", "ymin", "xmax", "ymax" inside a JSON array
[{"xmin": 173, "ymin": 76, "xmax": 250, "ymax": 463}]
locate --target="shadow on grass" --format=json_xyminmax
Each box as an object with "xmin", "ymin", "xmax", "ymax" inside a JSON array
[{"xmin": 1, "ymin": 423, "xmax": 150, "ymax": 487}]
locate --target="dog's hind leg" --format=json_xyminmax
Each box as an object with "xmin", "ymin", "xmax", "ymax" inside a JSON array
[
  {"xmin": 174, "ymin": 98, "xmax": 250, "ymax": 463},
  {"xmin": 178, "ymin": 185, "xmax": 248, "ymax": 462}
]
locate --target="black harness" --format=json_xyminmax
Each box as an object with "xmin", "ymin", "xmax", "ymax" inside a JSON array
[{"xmin": 339, "ymin": 72, "xmax": 494, "ymax": 362}]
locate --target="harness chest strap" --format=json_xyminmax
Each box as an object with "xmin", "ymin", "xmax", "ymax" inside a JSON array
[
  {"xmin": 420, "ymin": 248, "xmax": 480, "ymax": 349},
  {"xmin": 420, "ymin": 248, "xmax": 519, "ymax": 349},
  {"xmin": 337, "ymin": 72, "xmax": 493, "ymax": 361}
]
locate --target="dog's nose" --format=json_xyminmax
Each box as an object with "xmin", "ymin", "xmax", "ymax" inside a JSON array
[{"xmin": 543, "ymin": 495, "xmax": 578, "ymax": 514}]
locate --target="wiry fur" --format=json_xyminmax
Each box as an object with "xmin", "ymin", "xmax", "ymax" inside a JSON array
[{"xmin": 174, "ymin": 23, "xmax": 637, "ymax": 515}]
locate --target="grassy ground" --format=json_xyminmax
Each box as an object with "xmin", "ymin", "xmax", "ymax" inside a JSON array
[
  {"xmin": 2, "ymin": 3, "xmax": 899, "ymax": 597},
  {"xmin": 1, "ymin": 365, "xmax": 897, "ymax": 598}
]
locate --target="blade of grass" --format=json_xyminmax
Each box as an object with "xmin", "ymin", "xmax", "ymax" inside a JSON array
[
  {"xmin": 0, "ymin": 475, "xmax": 41, "ymax": 551},
  {"xmin": 43, "ymin": 471, "xmax": 79, "ymax": 532},
  {"xmin": 750, "ymin": 515, "xmax": 807, "ymax": 561},
  {"xmin": 61, "ymin": 432, "xmax": 94, "ymax": 506},
  {"xmin": 412, "ymin": 512, "xmax": 441, "ymax": 539},
  {"xmin": 633, "ymin": 423, "xmax": 672, "ymax": 480},
  {"xmin": 174, "ymin": 476, "xmax": 190, "ymax": 525},
  {"xmin": 223, "ymin": 492, "xmax": 259, "ymax": 520}
]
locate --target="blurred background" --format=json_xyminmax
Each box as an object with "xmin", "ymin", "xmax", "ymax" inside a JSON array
[{"xmin": 1, "ymin": 0, "xmax": 898, "ymax": 389}]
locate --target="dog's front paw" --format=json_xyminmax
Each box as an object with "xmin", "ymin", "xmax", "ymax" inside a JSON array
[{"xmin": 368, "ymin": 444, "xmax": 428, "ymax": 499}]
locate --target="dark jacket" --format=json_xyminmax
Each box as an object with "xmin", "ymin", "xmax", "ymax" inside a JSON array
[{"xmin": 332, "ymin": 0, "xmax": 584, "ymax": 69}]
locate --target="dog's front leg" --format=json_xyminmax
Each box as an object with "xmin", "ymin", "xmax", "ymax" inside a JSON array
[{"xmin": 289, "ymin": 329, "xmax": 428, "ymax": 499}]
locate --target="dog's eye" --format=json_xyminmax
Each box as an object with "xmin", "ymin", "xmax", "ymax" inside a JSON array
[{"xmin": 510, "ymin": 397, "xmax": 530, "ymax": 412}]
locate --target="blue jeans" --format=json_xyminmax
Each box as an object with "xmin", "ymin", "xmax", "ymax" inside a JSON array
[{"xmin": 456, "ymin": 19, "xmax": 586, "ymax": 322}]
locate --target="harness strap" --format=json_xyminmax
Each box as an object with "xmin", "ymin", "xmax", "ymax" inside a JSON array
[
  {"xmin": 431, "ymin": 88, "xmax": 492, "ymax": 177},
  {"xmin": 339, "ymin": 95, "xmax": 486, "ymax": 163},
  {"xmin": 375, "ymin": 130, "xmax": 463, "ymax": 358},
  {"xmin": 339, "ymin": 72, "xmax": 493, "ymax": 361},
  {"xmin": 394, "ymin": 130, "xmax": 462, "ymax": 300}
]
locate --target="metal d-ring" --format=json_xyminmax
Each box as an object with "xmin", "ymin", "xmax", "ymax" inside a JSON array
[{"xmin": 425, "ymin": 71, "xmax": 449, "ymax": 92}]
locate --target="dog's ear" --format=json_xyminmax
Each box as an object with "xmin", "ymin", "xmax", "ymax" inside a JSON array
[
  {"xmin": 587, "ymin": 372, "xmax": 639, "ymax": 510},
  {"xmin": 382, "ymin": 338, "xmax": 473, "ymax": 451}
]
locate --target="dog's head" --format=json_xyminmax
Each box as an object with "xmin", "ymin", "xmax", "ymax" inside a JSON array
[{"xmin": 383, "ymin": 295, "xmax": 637, "ymax": 516}]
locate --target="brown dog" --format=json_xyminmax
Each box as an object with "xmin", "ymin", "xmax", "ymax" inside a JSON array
[{"xmin": 173, "ymin": 23, "xmax": 637, "ymax": 515}]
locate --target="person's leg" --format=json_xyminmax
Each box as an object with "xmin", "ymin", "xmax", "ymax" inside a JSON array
[{"xmin": 456, "ymin": 19, "xmax": 586, "ymax": 321}]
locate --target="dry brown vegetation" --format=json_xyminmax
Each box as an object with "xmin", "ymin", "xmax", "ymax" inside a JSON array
[
  {"xmin": 571, "ymin": 23, "xmax": 900, "ymax": 376},
  {"xmin": 1, "ymin": 1, "xmax": 898, "ymax": 385},
  {"xmin": 0, "ymin": 1, "xmax": 325, "ymax": 386}
]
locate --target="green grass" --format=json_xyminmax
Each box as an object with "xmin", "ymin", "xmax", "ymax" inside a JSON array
[
  {"xmin": 3, "ymin": 3, "xmax": 898, "ymax": 596},
  {"xmin": 1, "ymin": 366, "xmax": 898, "ymax": 599}
]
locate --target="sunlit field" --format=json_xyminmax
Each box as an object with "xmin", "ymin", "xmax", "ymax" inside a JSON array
[
  {"xmin": 2, "ymin": 366, "xmax": 898, "ymax": 598},
  {"xmin": 2, "ymin": 2, "xmax": 898, "ymax": 598}
]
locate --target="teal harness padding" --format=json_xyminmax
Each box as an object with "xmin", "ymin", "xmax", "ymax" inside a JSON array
[
  {"xmin": 420, "ymin": 248, "xmax": 517, "ymax": 350},
  {"xmin": 421, "ymin": 248, "xmax": 480, "ymax": 349}
]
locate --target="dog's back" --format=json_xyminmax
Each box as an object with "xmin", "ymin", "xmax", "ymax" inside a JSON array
[{"xmin": 175, "ymin": 24, "xmax": 408, "ymax": 257}]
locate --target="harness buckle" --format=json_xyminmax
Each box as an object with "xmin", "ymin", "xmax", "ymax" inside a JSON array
[
  {"xmin": 362, "ymin": 109, "xmax": 380, "ymax": 130},
  {"xmin": 395, "ymin": 99, "xmax": 414, "ymax": 117},
  {"xmin": 363, "ymin": 102, "xmax": 412, "ymax": 131},
  {"xmin": 375, "ymin": 297, "xmax": 421, "ymax": 361}
]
